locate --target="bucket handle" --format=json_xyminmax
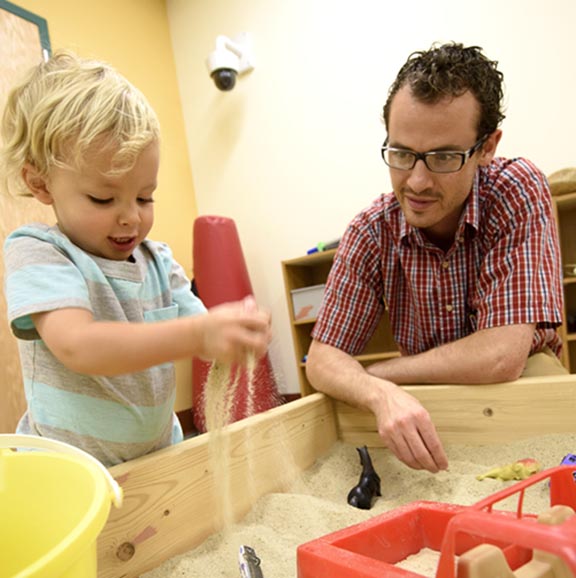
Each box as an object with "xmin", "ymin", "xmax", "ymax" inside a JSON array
[{"xmin": 0, "ymin": 434, "xmax": 123, "ymax": 508}]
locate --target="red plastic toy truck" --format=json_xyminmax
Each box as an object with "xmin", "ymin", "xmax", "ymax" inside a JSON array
[{"xmin": 297, "ymin": 465, "xmax": 576, "ymax": 578}]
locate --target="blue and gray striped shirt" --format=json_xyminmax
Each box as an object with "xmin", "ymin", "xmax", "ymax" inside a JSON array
[{"xmin": 4, "ymin": 223, "xmax": 206, "ymax": 466}]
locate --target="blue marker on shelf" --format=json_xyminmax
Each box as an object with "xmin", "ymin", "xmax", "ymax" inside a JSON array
[{"xmin": 306, "ymin": 238, "xmax": 341, "ymax": 255}]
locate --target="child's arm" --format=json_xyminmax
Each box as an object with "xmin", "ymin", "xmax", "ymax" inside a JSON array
[{"xmin": 31, "ymin": 298, "xmax": 271, "ymax": 376}]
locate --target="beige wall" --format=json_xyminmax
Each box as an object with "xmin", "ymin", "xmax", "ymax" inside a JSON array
[
  {"xmin": 9, "ymin": 0, "xmax": 198, "ymax": 410},
  {"xmin": 6, "ymin": 1, "xmax": 576, "ymax": 402},
  {"xmin": 167, "ymin": 0, "xmax": 576, "ymax": 394}
]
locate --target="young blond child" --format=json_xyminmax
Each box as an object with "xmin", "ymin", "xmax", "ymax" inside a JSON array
[{"xmin": 0, "ymin": 51, "xmax": 271, "ymax": 467}]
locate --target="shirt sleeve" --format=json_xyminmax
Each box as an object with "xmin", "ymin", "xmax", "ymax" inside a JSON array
[
  {"xmin": 4, "ymin": 233, "xmax": 92, "ymax": 339},
  {"xmin": 154, "ymin": 242, "xmax": 207, "ymax": 318},
  {"xmin": 473, "ymin": 159, "xmax": 563, "ymax": 330},
  {"xmin": 311, "ymin": 213, "xmax": 385, "ymax": 355}
]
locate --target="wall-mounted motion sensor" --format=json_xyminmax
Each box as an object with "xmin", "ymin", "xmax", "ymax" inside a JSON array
[{"xmin": 206, "ymin": 34, "xmax": 254, "ymax": 91}]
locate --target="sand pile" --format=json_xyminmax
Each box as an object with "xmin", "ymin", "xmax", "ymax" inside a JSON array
[{"xmin": 142, "ymin": 432, "xmax": 576, "ymax": 577}]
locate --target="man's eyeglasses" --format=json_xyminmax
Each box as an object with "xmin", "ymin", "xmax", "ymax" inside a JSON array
[{"xmin": 381, "ymin": 134, "xmax": 489, "ymax": 174}]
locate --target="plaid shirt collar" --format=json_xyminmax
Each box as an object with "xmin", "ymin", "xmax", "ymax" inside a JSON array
[{"xmin": 394, "ymin": 169, "xmax": 482, "ymax": 248}]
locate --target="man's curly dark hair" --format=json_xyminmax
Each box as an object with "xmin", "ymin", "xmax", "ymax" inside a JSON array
[{"xmin": 382, "ymin": 42, "xmax": 505, "ymax": 138}]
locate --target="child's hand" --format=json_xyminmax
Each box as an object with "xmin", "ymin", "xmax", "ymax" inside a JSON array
[{"xmin": 198, "ymin": 296, "xmax": 272, "ymax": 364}]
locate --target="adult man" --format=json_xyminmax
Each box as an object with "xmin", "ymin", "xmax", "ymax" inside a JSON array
[{"xmin": 306, "ymin": 43, "xmax": 564, "ymax": 474}]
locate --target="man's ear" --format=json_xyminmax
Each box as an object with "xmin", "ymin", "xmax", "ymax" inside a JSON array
[
  {"xmin": 478, "ymin": 130, "xmax": 502, "ymax": 166},
  {"xmin": 21, "ymin": 164, "xmax": 54, "ymax": 205}
]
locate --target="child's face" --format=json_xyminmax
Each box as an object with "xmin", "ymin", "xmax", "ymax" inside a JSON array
[{"xmin": 31, "ymin": 140, "xmax": 159, "ymax": 260}]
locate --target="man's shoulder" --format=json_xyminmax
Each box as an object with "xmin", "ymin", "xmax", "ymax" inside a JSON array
[
  {"xmin": 476, "ymin": 157, "xmax": 553, "ymax": 232},
  {"xmin": 350, "ymin": 193, "xmax": 399, "ymax": 227},
  {"xmin": 340, "ymin": 194, "xmax": 403, "ymax": 253},
  {"xmin": 480, "ymin": 157, "xmax": 548, "ymax": 195}
]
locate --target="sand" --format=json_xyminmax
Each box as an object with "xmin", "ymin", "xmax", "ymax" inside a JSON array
[{"xmin": 142, "ymin": 433, "xmax": 576, "ymax": 577}]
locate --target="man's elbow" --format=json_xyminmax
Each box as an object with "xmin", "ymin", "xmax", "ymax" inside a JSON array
[
  {"xmin": 305, "ymin": 347, "xmax": 321, "ymax": 388},
  {"xmin": 472, "ymin": 326, "xmax": 534, "ymax": 384},
  {"xmin": 305, "ymin": 341, "xmax": 334, "ymax": 392},
  {"xmin": 486, "ymin": 352, "xmax": 527, "ymax": 383}
]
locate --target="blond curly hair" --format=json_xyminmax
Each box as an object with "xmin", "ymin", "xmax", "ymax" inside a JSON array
[{"xmin": 0, "ymin": 50, "xmax": 160, "ymax": 196}]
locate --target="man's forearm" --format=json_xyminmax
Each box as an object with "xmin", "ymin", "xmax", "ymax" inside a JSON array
[
  {"xmin": 306, "ymin": 340, "xmax": 388, "ymax": 413},
  {"xmin": 367, "ymin": 324, "xmax": 536, "ymax": 385},
  {"xmin": 306, "ymin": 338, "xmax": 450, "ymax": 472}
]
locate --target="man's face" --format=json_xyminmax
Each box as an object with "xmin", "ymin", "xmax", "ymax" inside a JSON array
[{"xmin": 386, "ymin": 86, "xmax": 498, "ymax": 246}]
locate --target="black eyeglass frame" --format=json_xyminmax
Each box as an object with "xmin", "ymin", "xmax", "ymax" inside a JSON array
[{"xmin": 381, "ymin": 134, "xmax": 489, "ymax": 174}]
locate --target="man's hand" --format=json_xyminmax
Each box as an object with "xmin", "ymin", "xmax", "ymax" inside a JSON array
[
  {"xmin": 370, "ymin": 380, "xmax": 448, "ymax": 473},
  {"xmin": 306, "ymin": 340, "xmax": 448, "ymax": 473}
]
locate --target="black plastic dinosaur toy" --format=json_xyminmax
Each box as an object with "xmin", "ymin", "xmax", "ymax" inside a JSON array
[{"xmin": 347, "ymin": 445, "xmax": 381, "ymax": 510}]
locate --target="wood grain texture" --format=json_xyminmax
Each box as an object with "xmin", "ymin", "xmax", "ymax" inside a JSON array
[
  {"xmin": 0, "ymin": 7, "xmax": 53, "ymax": 433},
  {"xmin": 335, "ymin": 375, "xmax": 576, "ymax": 446},
  {"xmin": 98, "ymin": 393, "xmax": 337, "ymax": 578},
  {"xmin": 98, "ymin": 375, "xmax": 576, "ymax": 577}
]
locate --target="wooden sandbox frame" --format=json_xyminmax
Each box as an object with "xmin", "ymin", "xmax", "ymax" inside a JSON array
[{"xmin": 98, "ymin": 374, "xmax": 576, "ymax": 577}]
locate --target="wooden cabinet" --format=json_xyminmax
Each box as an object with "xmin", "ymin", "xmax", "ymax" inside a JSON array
[
  {"xmin": 282, "ymin": 249, "xmax": 399, "ymax": 396},
  {"xmin": 552, "ymin": 188, "xmax": 576, "ymax": 372},
  {"xmin": 0, "ymin": 7, "xmax": 52, "ymax": 433}
]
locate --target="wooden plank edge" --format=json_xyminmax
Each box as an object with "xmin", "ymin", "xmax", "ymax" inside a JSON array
[
  {"xmin": 98, "ymin": 392, "xmax": 337, "ymax": 578},
  {"xmin": 335, "ymin": 374, "xmax": 576, "ymax": 446}
]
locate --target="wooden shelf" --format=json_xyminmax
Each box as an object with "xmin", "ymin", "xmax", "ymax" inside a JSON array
[
  {"xmin": 293, "ymin": 317, "xmax": 317, "ymax": 326},
  {"xmin": 282, "ymin": 249, "xmax": 398, "ymax": 396},
  {"xmin": 283, "ymin": 249, "xmax": 337, "ymax": 268},
  {"xmin": 554, "ymin": 190, "xmax": 576, "ymax": 208},
  {"xmin": 298, "ymin": 351, "xmax": 400, "ymax": 369},
  {"xmin": 355, "ymin": 351, "xmax": 401, "ymax": 363},
  {"xmin": 552, "ymin": 188, "xmax": 576, "ymax": 372}
]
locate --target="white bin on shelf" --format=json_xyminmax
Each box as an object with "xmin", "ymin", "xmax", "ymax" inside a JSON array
[{"xmin": 290, "ymin": 284, "xmax": 326, "ymax": 321}]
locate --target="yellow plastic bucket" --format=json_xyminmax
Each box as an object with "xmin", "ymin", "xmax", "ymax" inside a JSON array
[{"xmin": 0, "ymin": 434, "xmax": 123, "ymax": 578}]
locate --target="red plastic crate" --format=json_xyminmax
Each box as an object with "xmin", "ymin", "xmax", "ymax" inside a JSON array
[{"xmin": 297, "ymin": 465, "xmax": 576, "ymax": 578}]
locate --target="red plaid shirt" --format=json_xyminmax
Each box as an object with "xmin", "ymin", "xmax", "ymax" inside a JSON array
[{"xmin": 312, "ymin": 157, "xmax": 563, "ymax": 357}]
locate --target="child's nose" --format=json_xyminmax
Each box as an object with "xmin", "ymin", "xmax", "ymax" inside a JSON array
[{"xmin": 118, "ymin": 203, "xmax": 141, "ymax": 226}]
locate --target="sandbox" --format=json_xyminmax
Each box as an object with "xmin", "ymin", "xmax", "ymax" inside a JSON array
[{"xmin": 97, "ymin": 374, "xmax": 576, "ymax": 577}]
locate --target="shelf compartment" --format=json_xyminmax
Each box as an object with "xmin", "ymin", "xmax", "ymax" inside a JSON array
[
  {"xmin": 555, "ymin": 195, "xmax": 576, "ymax": 266},
  {"xmin": 283, "ymin": 249, "xmax": 400, "ymax": 396}
]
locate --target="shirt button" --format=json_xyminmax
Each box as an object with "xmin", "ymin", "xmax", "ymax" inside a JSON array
[
  {"xmin": 442, "ymin": 261, "xmax": 449, "ymax": 269},
  {"xmin": 446, "ymin": 304, "xmax": 453, "ymax": 312}
]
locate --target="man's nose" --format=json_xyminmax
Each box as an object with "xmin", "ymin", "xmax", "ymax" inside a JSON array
[{"xmin": 406, "ymin": 159, "xmax": 434, "ymax": 193}]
